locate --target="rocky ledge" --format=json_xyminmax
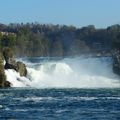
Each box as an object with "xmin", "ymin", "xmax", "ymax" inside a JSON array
[
  {"xmin": 113, "ymin": 49, "xmax": 120, "ymax": 75},
  {"xmin": 0, "ymin": 48, "xmax": 27, "ymax": 88},
  {"xmin": 0, "ymin": 56, "xmax": 11, "ymax": 87}
]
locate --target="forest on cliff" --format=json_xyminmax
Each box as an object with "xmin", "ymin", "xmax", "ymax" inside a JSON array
[{"xmin": 0, "ymin": 23, "xmax": 120, "ymax": 57}]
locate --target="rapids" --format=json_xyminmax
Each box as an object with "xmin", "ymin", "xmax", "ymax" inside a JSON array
[{"xmin": 5, "ymin": 57, "xmax": 120, "ymax": 88}]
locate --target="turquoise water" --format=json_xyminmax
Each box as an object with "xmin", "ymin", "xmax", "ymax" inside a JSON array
[{"xmin": 0, "ymin": 88, "xmax": 120, "ymax": 120}]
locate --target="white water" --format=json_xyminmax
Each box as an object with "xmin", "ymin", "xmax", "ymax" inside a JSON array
[{"xmin": 5, "ymin": 57, "xmax": 120, "ymax": 88}]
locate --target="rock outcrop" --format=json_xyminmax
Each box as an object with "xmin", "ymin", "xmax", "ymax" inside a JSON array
[
  {"xmin": 0, "ymin": 47, "xmax": 27, "ymax": 88},
  {"xmin": 0, "ymin": 55, "xmax": 11, "ymax": 88},
  {"xmin": 3, "ymin": 48, "xmax": 27, "ymax": 77},
  {"xmin": 113, "ymin": 50, "xmax": 120, "ymax": 75},
  {"xmin": 16, "ymin": 61, "xmax": 27, "ymax": 76}
]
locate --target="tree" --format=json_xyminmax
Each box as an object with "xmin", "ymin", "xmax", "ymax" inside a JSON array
[
  {"xmin": 31, "ymin": 33, "xmax": 50, "ymax": 56},
  {"xmin": 50, "ymin": 39, "xmax": 64, "ymax": 57},
  {"xmin": 70, "ymin": 39, "xmax": 90, "ymax": 55},
  {"xmin": 1, "ymin": 34, "xmax": 16, "ymax": 47}
]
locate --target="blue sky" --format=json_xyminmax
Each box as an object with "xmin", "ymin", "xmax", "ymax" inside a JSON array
[{"xmin": 0, "ymin": 0, "xmax": 120, "ymax": 28}]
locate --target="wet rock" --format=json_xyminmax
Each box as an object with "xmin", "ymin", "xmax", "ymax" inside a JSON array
[
  {"xmin": 0, "ymin": 55, "xmax": 11, "ymax": 88},
  {"xmin": 4, "ymin": 81, "xmax": 11, "ymax": 87},
  {"xmin": 3, "ymin": 47, "xmax": 14, "ymax": 63},
  {"xmin": 113, "ymin": 49, "xmax": 120, "ymax": 75},
  {"xmin": 3, "ymin": 47, "xmax": 27, "ymax": 77},
  {"xmin": 16, "ymin": 61, "xmax": 27, "ymax": 76}
]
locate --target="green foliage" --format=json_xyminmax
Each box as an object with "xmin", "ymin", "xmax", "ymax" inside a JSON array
[
  {"xmin": 0, "ymin": 54, "xmax": 6, "ymax": 87},
  {"xmin": 32, "ymin": 34, "xmax": 50, "ymax": 56},
  {"xmin": 3, "ymin": 47, "xmax": 14, "ymax": 61},
  {"xmin": 70, "ymin": 39, "xmax": 89, "ymax": 55},
  {"xmin": 1, "ymin": 34, "xmax": 16, "ymax": 47},
  {"xmin": 50, "ymin": 39, "xmax": 64, "ymax": 57},
  {"xmin": 0, "ymin": 23, "xmax": 120, "ymax": 57}
]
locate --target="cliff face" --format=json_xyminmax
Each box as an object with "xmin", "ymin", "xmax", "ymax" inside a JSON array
[
  {"xmin": 113, "ymin": 50, "xmax": 120, "ymax": 75},
  {"xmin": 0, "ymin": 48, "xmax": 27, "ymax": 88},
  {"xmin": 0, "ymin": 54, "xmax": 11, "ymax": 87},
  {"xmin": 3, "ymin": 48, "xmax": 27, "ymax": 77}
]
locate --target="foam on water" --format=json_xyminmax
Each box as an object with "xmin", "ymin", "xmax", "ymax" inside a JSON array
[
  {"xmin": 5, "ymin": 57, "xmax": 120, "ymax": 88},
  {"xmin": 5, "ymin": 69, "xmax": 30, "ymax": 87}
]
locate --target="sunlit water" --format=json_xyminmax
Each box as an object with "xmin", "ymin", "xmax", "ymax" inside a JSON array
[
  {"xmin": 5, "ymin": 57, "xmax": 120, "ymax": 88},
  {"xmin": 1, "ymin": 57, "xmax": 120, "ymax": 119},
  {"xmin": 0, "ymin": 88, "xmax": 120, "ymax": 120}
]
